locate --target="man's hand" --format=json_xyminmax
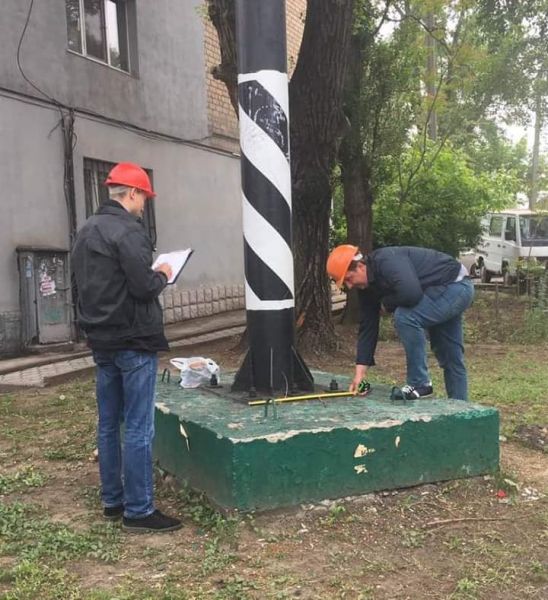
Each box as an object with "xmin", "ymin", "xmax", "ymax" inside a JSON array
[
  {"xmin": 155, "ymin": 262, "xmax": 173, "ymax": 281},
  {"xmin": 349, "ymin": 364, "xmax": 368, "ymax": 394}
]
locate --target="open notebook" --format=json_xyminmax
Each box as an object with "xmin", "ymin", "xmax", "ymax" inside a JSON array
[{"xmin": 152, "ymin": 248, "xmax": 194, "ymax": 285}]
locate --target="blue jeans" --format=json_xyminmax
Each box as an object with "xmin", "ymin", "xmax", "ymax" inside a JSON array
[
  {"xmin": 393, "ymin": 278, "xmax": 474, "ymax": 400},
  {"xmin": 92, "ymin": 350, "xmax": 158, "ymax": 518}
]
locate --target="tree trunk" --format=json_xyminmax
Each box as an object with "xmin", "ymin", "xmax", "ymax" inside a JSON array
[
  {"xmin": 339, "ymin": 33, "xmax": 374, "ymax": 254},
  {"xmin": 530, "ymin": 79, "xmax": 543, "ymax": 209},
  {"xmin": 338, "ymin": 28, "xmax": 374, "ymax": 324},
  {"xmin": 290, "ymin": 0, "xmax": 355, "ymax": 351},
  {"xmin": 207, "ymin": 0, "xmax": 238, "ymax": 111},
  {"xmin": 207, "ymin": 0, "xmax": 355, "ymax": 352}
]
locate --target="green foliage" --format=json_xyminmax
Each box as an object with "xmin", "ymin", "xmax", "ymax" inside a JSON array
[
  {"xmin": 458, "ymin": 121, "xmax": 530, "ymax": 191},
  {"xmin": 469, "ymin": 349, "xmax": 548, "ymax": 435},
  {"xmin": 175, "ymin": 484, "xmax": 239, "ymax": 541},
  {"xmin": 336, "ymin": 0, "xmax": 547, "ymax": 254},
  {"xmin": 1, "ymin": 561, "xmax": 83, "ymax": 600},
  {"xmin": 0, "ymin": 501, "xmax": 121, "ymax": 563},
  {"xmin": 329, "ymin": 178, "xmax": 347, "ymax": 249},
  {"xmin": 0, "ymin": 466, "xmax": 46, "ymax": 495},
  {"xmin": 200, "ymin": 538, "xmax": 238, "ymax": 576},
  {"xmin": 400, "ymin": 528, "xmax": 426, "ymax": 548},
  {"xmin": 372, "ymin": 144, "xmax": 517, "ymax": 255},
  {"xmin": 323, "ymin": 504, "xmax": 346, "ymax": 525}
]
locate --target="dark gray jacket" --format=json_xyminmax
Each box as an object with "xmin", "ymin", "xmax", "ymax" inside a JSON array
[
  {"xmin": 71, "ymin": 201, "xmax": 167, "ymax": 348},
  {"xmin": 357, "ymin": 246, "xmax": 462, "ymax": 365}
]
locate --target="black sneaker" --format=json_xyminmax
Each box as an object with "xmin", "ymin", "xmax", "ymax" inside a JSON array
[
  {"xmin": 392, "ymin": 383, "xmax": 433, "ymax": 400},
  {"xmin": 103, "ymin": 505, "xmax": 124, "ymax": 521},
  {"xmin": 122, "ymin": 509, "xmax": 182, "ymax": 533}
]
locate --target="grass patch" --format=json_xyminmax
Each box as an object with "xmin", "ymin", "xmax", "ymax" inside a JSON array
[
  {"xmin": 468, "ymin": 350, "xmax": 548, "ymax": 435},
  {"xmin": 0, "ymin": 318, "xmax": 546, "ymax": 599},
  {"xmin": 1, "ymin": 560, "xmax": 83, "ymax": 600},
  {"xmin": 0, "ymin": 501, "xmax": 121, "ymax": 563},
  {"xmin": 1, "ymin": 382, "xmax": 97, "ymax": 461},
  {"xmin": 0, "ymin": 466, "xmax": 46, "ymax": 495},
  {"xmin": 173, "ymin": 484, "xmax": 240, "ymax": 542}
]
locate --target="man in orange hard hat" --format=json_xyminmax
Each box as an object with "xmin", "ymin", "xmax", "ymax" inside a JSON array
[
  {"xmin": 71, "ymin": 162, "xmax": 182, "ymax": 533},
  {"xmin": 327, "ymin": 244, "xmax": 474, "ymax": 401}
]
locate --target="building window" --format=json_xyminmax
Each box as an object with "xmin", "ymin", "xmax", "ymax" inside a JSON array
[
  {"xmin": 65, "ymin": 0, "xmax": 131, "ymax": 72},
  {"xmin": 83, "ymin": 158, "xmax": 157, "ymax": 248}
]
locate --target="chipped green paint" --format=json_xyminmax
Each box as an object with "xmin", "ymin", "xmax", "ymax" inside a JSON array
[{"xmin": 154, "ymin": 371, "xmax": 499, "ymax": 511}]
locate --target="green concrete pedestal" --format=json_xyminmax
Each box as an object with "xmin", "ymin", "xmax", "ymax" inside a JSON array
[{"xmin": 154, "ymin": 371, "xmax": 499, "ymax": 512}]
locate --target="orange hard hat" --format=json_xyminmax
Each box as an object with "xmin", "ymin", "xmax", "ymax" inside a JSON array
[
  {"xmin": 326, "ymin": 244, "xmax": 360, "ymax": 288},
  {"xmin": 104, "ymin": 162, "xmax": 156, "ymax": 198}
]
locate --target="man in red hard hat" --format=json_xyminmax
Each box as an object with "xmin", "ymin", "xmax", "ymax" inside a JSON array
[
  {"xmin": 327, "ymin": 245, "xmax": 474, "ymax": 401},
  {"xmin": 71, "ymin": 162, "xmax": 182, "ymax": 533}
]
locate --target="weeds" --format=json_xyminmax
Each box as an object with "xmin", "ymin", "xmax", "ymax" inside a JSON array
[
  {"xmin": 320, "ymin": 504, "xmax": 346, "ymax": 527},
  {"xmin": 174, "ymin": 485, "xmax": 240, "ymax": 542},
  {"xmin": 200, "ymin": 538, "xmax": 238, "ymax": 575},
  {"xmin": 0, "ymin": 561, "xmax": 82, "ymax": 600},
  {"xmin": 0, "ymin": 466, "xmax": 46, "ymax": 495},
  {"xmin": 210, "ymin": 575, "xmax": 258, "ymax": 599},
  {"xmin": 452, "ymin": 576, "xmax": 478, "ymax": 599},
  {"xmin": 0, "ymin": 323, "xmax": 546, "ymax": 599},
  {"xmin": 400, "ymin": 527, "xmax": 426, "ymax": 548},
  {"xmin": 0, "ymin": 501, "xmax": 121, "ymax": 563}
]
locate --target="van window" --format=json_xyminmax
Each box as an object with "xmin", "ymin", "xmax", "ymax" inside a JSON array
[
  {"xmin": 504, "ymin": 217, "xmax": 516, "ymax": 241},
  {"xmin": 489, "ymin": 216, "xmax": 504, "ymax": 237},
  {"xmin": 519, "ymin": 215, "xmax": 548, "ymax": 246}
]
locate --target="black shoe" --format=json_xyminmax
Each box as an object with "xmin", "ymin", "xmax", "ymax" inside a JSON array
[
  {"xmin": 392, "ymin": 383, "xmax": 433, "ymax": 400},
  {"xmin": 122, "ymin": 509, "xmax": 182, "ymax": 533},
  {"xmin": 103, "ymin": 505, "xmax": 124, "ymax": 521}
]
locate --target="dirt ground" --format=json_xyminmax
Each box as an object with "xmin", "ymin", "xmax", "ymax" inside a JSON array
[{"xmin": 1, "ymin": 319, "xmax": 547, "ymax": 599}]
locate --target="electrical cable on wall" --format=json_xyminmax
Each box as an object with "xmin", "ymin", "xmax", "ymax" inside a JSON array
[
  {"xmin": 16, "ymin": 0, "xmax": 78, "ymax": 248},
  {"xmin": 16, "ymin": 0, "xmax": 79, "ymax": 338}
]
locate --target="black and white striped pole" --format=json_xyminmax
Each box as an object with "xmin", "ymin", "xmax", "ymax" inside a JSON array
[{"xmin": 232, "ymin": 0, "xmax": 313, "ymax": 395}]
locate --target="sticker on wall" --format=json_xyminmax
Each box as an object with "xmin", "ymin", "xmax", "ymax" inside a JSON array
[{"xmin": 39, "ymin": 274, "xmax": 56, "ymax": 297}]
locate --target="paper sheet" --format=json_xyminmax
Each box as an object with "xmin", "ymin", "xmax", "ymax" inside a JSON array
[{"xmin": 152, "ymin": 248, "xmax": 193, "ymax": 284}]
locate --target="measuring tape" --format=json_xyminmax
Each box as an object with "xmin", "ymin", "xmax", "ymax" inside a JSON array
[{"xmin": 248, "ymin": 381, "xmax": 371, "ymax": 406}]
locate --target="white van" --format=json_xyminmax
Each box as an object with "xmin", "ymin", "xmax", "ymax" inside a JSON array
[{"xmin": 474, "ymin": 209, "xmax": 548, "ymax": 283}]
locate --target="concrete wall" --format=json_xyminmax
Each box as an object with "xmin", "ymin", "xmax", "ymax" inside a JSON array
[
  {"xmin": 0, "ymin": 1, "xmax": 244, "ymax": 355},
  {"xmin": 72, "ymin": 114, "xmax": 243, "ymax": 287},
  {"xmin": 0, "ymin": 0, "xmax": 208, "ymax": 140},
  {"xmin": 0, "ymin": 95, "xmax": 70, "ymax": 355}
]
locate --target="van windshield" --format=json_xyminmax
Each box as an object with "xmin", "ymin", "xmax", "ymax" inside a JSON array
[{"xmin": 519, "ymin": 215, "xmax": 548, "ymax": 246}]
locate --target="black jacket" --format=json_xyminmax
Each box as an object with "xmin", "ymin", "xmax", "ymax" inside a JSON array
[
  {"xmin": 357, "ymin": 246, "xmax": 462, "ymax": 365},
  {"xmin": 71, "ymin": 201, "xmax": 168, "ymax": 349}
]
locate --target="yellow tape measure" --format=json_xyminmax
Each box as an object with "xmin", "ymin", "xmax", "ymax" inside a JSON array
[{"xmin": 248, "ymin": 390, "xmax": 356, "ymax": 406}]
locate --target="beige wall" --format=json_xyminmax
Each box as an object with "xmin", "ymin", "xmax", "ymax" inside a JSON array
[{"xmin": 204, "ymin": 0, "xmax": 307, "ymax": 145}]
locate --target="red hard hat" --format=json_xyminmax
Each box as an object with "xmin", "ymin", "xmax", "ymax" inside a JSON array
[{"xmin": 104, "ymin": 162, "xmax": 156, "ymax": 198}]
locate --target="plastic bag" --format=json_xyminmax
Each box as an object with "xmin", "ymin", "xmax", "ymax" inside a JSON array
[{"xmin": 169, "ymin": 357, "xmax": 220, "ymax": 389}]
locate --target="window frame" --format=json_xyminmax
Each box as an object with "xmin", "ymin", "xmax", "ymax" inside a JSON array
[
  {"xmin": 488, "ymin": 216, "xmax": 504, "ymax": 238},
  {"xmin": 66, "ymin": 0, "xmax": 132, "ymax": 74},
  {"xmin": 83, "ymin": 157, "xmax": 157, "ymax": 248},
  {"xmin": 504, "ymin": 217, "xmax": 517, "ymax": 242}
]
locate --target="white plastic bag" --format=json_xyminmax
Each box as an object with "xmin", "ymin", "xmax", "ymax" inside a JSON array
[{"xmin": 169, "ymin": 357, "xmax": 220, "ymax": 389}]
